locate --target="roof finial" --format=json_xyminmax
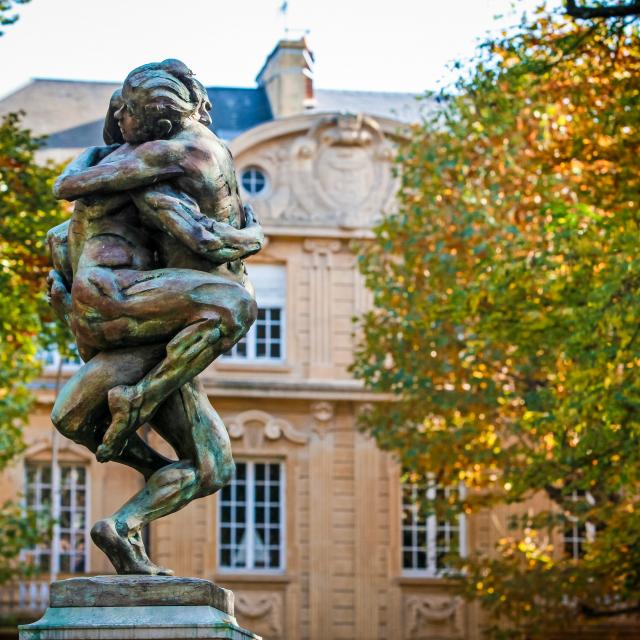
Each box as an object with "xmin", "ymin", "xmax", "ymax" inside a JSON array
[{"xmin": 278, "ymin": 0, "xmax": 289, "ymax": 35}]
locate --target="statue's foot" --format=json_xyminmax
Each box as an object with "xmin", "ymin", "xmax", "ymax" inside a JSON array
[
  {"xmin": 96, "ymin": 386, "xmax": 142, "ymax": 462},
  {"xmin": 91, "ymin": 518, "xmax": 174, "ymax": 576}
]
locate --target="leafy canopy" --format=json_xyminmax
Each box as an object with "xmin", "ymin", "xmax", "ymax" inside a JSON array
[
  {"xmin": 0, "ymin": 0, "xmax": 30, "ymax": 36},
  {"xmin": 0, "ymin": 112, "xmax": 68, "ymax": 580},
  {"xmin": 353, "ymin": 3, "xmax": 640, "ymax": 637}
]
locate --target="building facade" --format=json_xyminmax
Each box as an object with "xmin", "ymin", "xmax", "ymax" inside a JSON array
[{"xmin": 1, "ymin": 38, "xmax": 635, "ymax": 640}]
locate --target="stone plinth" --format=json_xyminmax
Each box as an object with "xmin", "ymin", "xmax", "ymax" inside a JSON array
[{"xmin": 19, "ymin": 576, "xmax": 261, "ymax": 640}]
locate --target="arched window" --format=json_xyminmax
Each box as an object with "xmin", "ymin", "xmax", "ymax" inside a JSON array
[{"xmin": 240, "ymin": 166, "xmax": 267, "ymax": 196}]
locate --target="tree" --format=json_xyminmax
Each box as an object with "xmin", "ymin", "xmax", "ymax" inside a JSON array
[
  {"xmin": 0, "ymin": 112, "xmax": 68, "ymax": 580},
  {"xmin": 566, "ymin": 0, "xmax": 640, "ymax": 19},
  {"xmin": 352, "ymin": 3, "xmax": 640, "ymax": 638},
  {"xmin": 0, "ymin": 0, "xmax": 30, "ymax": 36}
]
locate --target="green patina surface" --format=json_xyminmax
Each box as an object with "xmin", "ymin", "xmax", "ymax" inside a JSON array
[
  {"xmin": 20, "ymin": 605, "xmax": 259, "ymax": 640},
  {"xmin": 46, "ymin": 59, "xmax": 264, "ymax": 576}
]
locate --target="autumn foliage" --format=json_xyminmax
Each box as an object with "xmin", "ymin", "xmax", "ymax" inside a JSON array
[
  {"xmin": 353, "ymin": 4, "xmax": 640, "ymax": 637},
  {"xmin": 0, "ymin": 112, "xmax": 67, "ymax": 579}
]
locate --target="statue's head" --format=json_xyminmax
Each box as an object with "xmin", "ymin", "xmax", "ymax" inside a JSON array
[{"xmin": 114, "ymin": 59, "xmax": 211, "ymax": 144}]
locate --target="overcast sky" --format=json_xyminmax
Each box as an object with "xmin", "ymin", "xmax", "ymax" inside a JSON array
[{"xmin": 0, "ymin": 0, "xmax": 560, "ymax": 100}]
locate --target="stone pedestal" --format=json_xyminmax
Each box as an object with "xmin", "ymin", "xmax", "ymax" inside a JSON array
[{"xmin": 19, "ymin": 576, "xmax": 261, "ymax": 640}]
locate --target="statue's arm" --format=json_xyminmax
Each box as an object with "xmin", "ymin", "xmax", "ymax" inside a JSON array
[
  {"xmin": 45, "ymin": 221, "xmax": 73, "ymax": 326},
  {"xmin": 133, "ymin": 187, "xmax": 264, "ymax": 264},
  {"xmin": 53, "ymin": 140, "xmax": 186, "ymax": 201},
  {"xmin": 56, "ymin": 145, "xmax": 120, "ymax": 185},
  {"xmin": 46, "ymin": 220, "xmax": 73, "ymax": 288},
  {"xmin": 204, "ymin": 203, "xmax": 264, "ymax": 262}
]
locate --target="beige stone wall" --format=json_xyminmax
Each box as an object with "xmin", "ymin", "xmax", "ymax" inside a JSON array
[
  {"xmin": 1, "ymin": 396, "xmax": 479, "ymax": 640},
  {"xmin": 0, "ymin": 110, "xmax": 478, "ymax": 639}
]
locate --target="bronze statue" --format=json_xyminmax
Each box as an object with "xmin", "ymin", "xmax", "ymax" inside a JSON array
[{"xmin": 46, "ymin": 60, "xmax": 264, "ymax": 575}]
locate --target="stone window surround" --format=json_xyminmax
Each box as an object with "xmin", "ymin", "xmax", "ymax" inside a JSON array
[
  {"xmin": 23, "ymin": 461, "xmax": 90, "ymax": 575},
  {"xmin": 217, "ymin": 459, "xmax": 286, "ymax": 575},
  {"xmin": 401, "ymin": 479, "xmax": 467, "ymax": 578},
  {"xmin": 223, "ymin": 264, "xmax": 287, "ymax": 365}
]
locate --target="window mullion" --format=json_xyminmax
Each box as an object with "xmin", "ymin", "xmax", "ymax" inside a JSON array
[
  {"xmin": 279, "ymin": 463, "xmax": 285, "ymax": 570},
  {"xmin": 427, "ymin": 512, "xmax": 437, "ymax": 575},
  {"xmin": 248, "ymin": 324, "xmax": 257, "ymax": 360},
  {"xmin": 70, "ymin": 467, "xmax": 77, "ymax": 568},
  {"xmin": 51, "ymin": 462, "xmax": 61, "ymax": 576},
  {"xmin": 85, "ymin": 470, "xmax": 91, "ymax": 572},
  {"xmin": 247, "ymin": 462, "xmax": 255, "ymax": 570}
]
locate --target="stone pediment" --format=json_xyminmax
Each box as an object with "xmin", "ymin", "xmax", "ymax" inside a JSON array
[{"xmin": 229, "ymin": 112, "xmax": 407, "ymax": 230}]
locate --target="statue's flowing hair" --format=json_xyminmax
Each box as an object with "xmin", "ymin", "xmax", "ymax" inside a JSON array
[{"xmin": 124, "ymin": 59, "xmax": 212, "ymax": 127}]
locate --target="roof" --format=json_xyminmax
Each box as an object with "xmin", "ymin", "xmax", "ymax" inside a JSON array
[
  {"xmin": 312, "ymin": 89, "xmax": 428, "ymax": 124},
  {"xmin": 0, "ymin": 78, "xmax": 423, "ymax": 161},
  {"xmin": 206, "ymin": 86, "xmax": 272, "ymax": 140}
]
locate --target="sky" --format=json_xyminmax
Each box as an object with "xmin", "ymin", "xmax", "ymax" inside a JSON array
[{"xmin": 0, "ymin": 0, "xmax": 561, "ymax": 100}]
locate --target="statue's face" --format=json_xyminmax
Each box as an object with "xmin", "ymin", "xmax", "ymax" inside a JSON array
[{"xmin": 113, "ymin": 100, "xmax": 154, "ymax": 144}]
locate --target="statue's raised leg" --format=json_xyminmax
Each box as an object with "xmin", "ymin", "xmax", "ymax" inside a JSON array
[
  {"xmin": 51, "ymin": 343, "xmax": 173, "ymax": 479},
  {"xmin": 68, "ymin": 266, "xmax": 255, "ymax": 462},
  {"xmin": 91, "ymin": 381, "xmax": 234, "ymax": 574}
]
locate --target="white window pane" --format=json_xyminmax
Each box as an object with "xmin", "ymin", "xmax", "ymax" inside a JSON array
[
  {"xmin": 23, "ymin": 462, "xmax": 90, "ymax": 574},
  {"xmin": 218, "ymin": 461, "xmax": 284, "ymax": 571},
  {"xmin": 221, "ymin": 265, "xmax": 286, "ymax": 362},
  {"xmin": 248, "ymin": 264, "xmax": 286, "ymax": 307},
  {"xmin": 401, "ymin": 478, "xmax": 464, "ymax": 575}
]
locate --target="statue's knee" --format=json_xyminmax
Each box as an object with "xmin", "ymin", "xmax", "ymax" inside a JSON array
[
  {"xmin": 228, "ymin": 288, "xmax": 257, "ymax": 340},
  {"xmin": 197, "ymin": 457, "xmax": 235, "ymax": 498},
  {"xmin": 149, "ymin": 466, "xmax": 198, "ymax": 493},
  {"xmin": 51, "ymin": 400, "xmax": 75, "ymax": 440},
  {"xmin": 219, "ymin": 458, "xmax": 235, "ymax": 488}
]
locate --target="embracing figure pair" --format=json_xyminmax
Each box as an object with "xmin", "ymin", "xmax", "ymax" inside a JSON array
[{"xmin": 47, "ymin": 59, "xmax": 264, "ymax": 575}]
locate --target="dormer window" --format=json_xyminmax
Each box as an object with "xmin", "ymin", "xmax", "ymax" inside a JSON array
[{"xmin": 241, "ymin": 166, "xmax": 267, "ymax": 196}]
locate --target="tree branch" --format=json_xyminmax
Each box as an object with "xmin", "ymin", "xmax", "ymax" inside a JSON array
[
  {"xmin": 581, "ymin": 602, "xmax": 640, "ymax": 618},
  {"xmin": 566, "ymin": 0, "xmax": 640, "ymax": 19}
]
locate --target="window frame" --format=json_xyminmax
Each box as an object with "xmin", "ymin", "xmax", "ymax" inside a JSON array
[
  {"xmin": 37, "ymin": 345, "xmax": 82, "ymax": 375},
  {"xmin": 223, "ymin": 306, "xmax": 286, "ymax": 364},
  {"xmin": 23, "ymin": 461, "xmax": 91, "ymax": 575},
  {"xmin": 562, "ymin": 490, "xmax": 596, "ymax": 560},
  {"xmin": 222, "ymin": 264, "xmax": 287, "ymax": 365},
  {"xmin": 240, "ymin": 166, "xmax": 268, "ymax": 197},
  {"xmin": 401, "ymin": 480, "xmax": 467, "ymax": 578},
  {"xmin": 217, "ymin": 459, "xmax": 286, "ymax": 575}
]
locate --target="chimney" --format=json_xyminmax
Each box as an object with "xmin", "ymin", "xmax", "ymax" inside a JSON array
[{"xmin": 256, "ymin": 36, "xmax": 315, "ymax": 118}]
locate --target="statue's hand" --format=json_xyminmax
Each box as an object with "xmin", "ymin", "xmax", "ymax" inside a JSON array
[
  {"xmin": 243, "ymin": 203, "xmax": 260, "ymax": 227},
  {"xmin": 89, "ymin": 144, "xmax": 121, "ymax": 165},
  {"xmin": 47, "ymin": 269, "xmax": 72, "ymax": 325}
]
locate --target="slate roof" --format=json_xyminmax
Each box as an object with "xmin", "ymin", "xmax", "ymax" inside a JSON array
[
  {"xmin": 312, "ymin": 89, "xmax": 429, "ymax": 124},
  {"xmin": 206, "ymin": 86, "xmax": 273, "ymax": 140},
  {"xmin": 0, "ymin": 78, "xmax": 423, "ymax": 161}
]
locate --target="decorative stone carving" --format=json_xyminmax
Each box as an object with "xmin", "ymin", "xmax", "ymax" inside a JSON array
[
  {"xmin": 235, "ymin": 592, "xmax": 283, "ymax": 638},
  {"xmin": 405, "ymin": 595, "xmax": 464, "ymax": 639},
  {"xmin": 24, "ymin": 437, "xmax": 95, "ymax": 463},
  {"xmin": 310, "ymin": 401, "xmax": 336, "ymax": 440},
  {"xmin": 311, "ymin": 402, "xmax": 334, "ymax": 423},
  {"xmin": 228, "ymin": 409, "xmax": 308, "ymax": 447},
  {"xmin": 287, "ymin": 113, "xmax": 396, "ymax": 228}
]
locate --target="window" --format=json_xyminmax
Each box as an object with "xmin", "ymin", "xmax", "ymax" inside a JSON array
[
  {"xmin": 24, "ymin": 463, "xmax": 90, "ymax": 573},
  {"xmin": 223, "ymin": 264, "xmax": 286, "ymax": 363},
  {"xmin": 218, "ymin": 461, "xmax": 285, "ymax": 572},
  {"xmin": 240, "ymin": 166, "xmax": 267, "ymax": 196},
  {"xmin": 563, "ymin": 490, "xmax": 595, "ymax": 560},
  {"xmin": 37, "ymin": 344, "xmax": 81, "ymax": 375},
  {"xmin": 401, "ymin": 480, "xmax": 465, "ymax": 575}
]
